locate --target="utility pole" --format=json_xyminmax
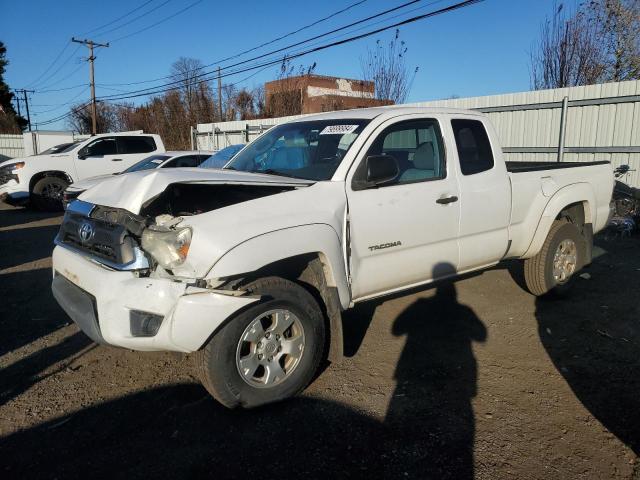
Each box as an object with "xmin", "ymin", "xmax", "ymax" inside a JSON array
[
  {"xmin": 72, "ymin": 37, "xmax": 109, "ymax": 135},
  {"xmin": 14, "ymin": 95, "xmax": 21, "ymax": 118},
  {"xmin": 217, "ymin": 66, "xmax": 223, "ymax": 121},
  {"xmin": 15, "ymin": 89, "xmax": 34, "ymax": 131}
]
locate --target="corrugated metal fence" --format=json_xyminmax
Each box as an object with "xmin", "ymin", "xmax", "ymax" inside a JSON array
[
  {"xmin": 0, "ymin": 135, "xmax": 24, "ymax": 161},
  {"xmin": 196, "ymin": 79, "xmax": 640, "ymax": 187}
]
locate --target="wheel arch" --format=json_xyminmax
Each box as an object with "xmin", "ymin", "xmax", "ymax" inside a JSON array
[
  {"xmin": 204, "ymin": 224, "xmax": 351, "ymax": 361},
  {"xmin": 523, "ymin": 183, "xmax": 595, "ymax": 260},
  {"xmin": 29, "ymin": 170, "xmax": 73, "ymax": 193}
]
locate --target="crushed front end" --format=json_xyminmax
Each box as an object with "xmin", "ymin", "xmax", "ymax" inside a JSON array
[{"xmin": 51, "ymin": 200, "xmax": 258, "ymax": 352}]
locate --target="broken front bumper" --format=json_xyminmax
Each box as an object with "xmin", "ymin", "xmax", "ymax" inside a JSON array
[
  {"xmin": 51, "ymin": 245, "xmax": 259, "ymax": 352},
  {"xmin": 0, "ymin": 182, "xmax": 29, "ymax": 205}
]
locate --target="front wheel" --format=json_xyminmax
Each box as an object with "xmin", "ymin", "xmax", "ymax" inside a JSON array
[
  {"xmin": 195, "ymin": 277, "xmax": 325, "ymax": 408},
  {"xmin": 31, "ymin": 176, "xmax": 68, "ymax": 211},
  {"xmin": 523, "ymin": 220, "xmax": 587, "ymax": 297}
]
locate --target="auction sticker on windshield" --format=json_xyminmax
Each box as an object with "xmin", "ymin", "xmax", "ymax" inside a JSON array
[{"xmin": 319, "ymin": 125, "xmax": 360, "ymax": 135}]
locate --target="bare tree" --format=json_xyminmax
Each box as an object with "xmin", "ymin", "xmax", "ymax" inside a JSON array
[
  {"xmin": 585, "ymin": 0, "xmax": 640, "ymax": 82},
  {"xmin": 170, "ymin": 57, "xmax": 218, "ymax": 124},
  {"xmin": 528, "ymin": 1, "xmax": 637, "ymax": 89},
  {"xmin": 234, "ymin": 89, "xmax": 255, "ymax": 120},
  {"xmin": 253, "ymin": 85, "xmax": 267, "ymax": 117},
  {"xmin": 67, "ymin": 102, "xmax": 119, "ymax": 134},
  {"xmin": 360, "ymin": 29, "xmax": 418, "ymax": 104}
]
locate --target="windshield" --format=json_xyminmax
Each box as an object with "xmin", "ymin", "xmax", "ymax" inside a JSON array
[
  {"xmin": 39, "ymin": 142, "xmax": 79, "ymax": 155},
  {"xmin": 199, "ymin": 144, "xmax": 244, "ymax": 169},
  {"xmin": 225, "ymin": 119, "xmax": 369, "ymax": 180},
  {"xmin": 124, "ymin": 154, "xmax": 171, "ymax": 173}
]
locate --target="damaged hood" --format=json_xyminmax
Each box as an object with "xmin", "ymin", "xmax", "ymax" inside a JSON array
[{"xmin": 77, "ymin": 167, "xmax": 313, "ymax": 213}]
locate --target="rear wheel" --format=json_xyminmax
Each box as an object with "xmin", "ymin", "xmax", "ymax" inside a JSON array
[
  {"xmin": 195, "ymin": 276, "xmax": 325, "ymax": 408},
  {"xmin": 31, "ymin": 176, "xmax": 68, "ymax": 211},
  {"xmin": 523, "ymin": 220, "xmax": 587, "ymax": 297}
]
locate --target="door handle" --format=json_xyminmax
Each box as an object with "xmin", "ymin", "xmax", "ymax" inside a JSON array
[
  {"xmin": 436, "ymin": 195, "xmax": 459, "ymax": 205},
  {"xmin": 111, "ymin": 158, "xmax": 123, "ymax": 162}
]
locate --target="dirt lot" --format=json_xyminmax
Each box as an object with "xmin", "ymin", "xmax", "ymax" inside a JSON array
[{"xmin": 0, "ymin": 202, "xmax": 639, "ymax": 479}]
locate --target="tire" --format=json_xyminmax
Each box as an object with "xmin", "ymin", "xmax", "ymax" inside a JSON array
[
  {"xmin": 31, "ymin": 176, "xmax": 68, "ymax": 211},
  {"xmin": 195, "ymin": 276, "xmax": 326, "ymax": 409},
  {"xmin": 523, "ymin": 220, "xmax": 587, "ymax": 297}
]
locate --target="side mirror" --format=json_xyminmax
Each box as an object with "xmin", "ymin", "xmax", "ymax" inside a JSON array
[
  {"xmin": 77, "ymin": 148, "xmax": 88, "ymax": 160},
  {"xmin": 366, "ymin": 154, "xmax": 399, "ymax": 186},
  {"xmin": 352, "ymin": 154, "xmax": 399, "ymax": 191}
]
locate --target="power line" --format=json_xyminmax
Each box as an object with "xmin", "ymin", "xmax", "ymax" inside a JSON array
[
  {"xmin": 98, "ymin": 0, "xmax": 372, "ymax": 87},
  {"xmin": 110, "ymin": 0, "xmax": 204, "ymax": 43},
  {"xmin": 35, "ymin": 63, "xmax": 86, "ymax": 92},
  {"xmin": 31, "ymin": 45, "xmax": 82, "ymax": 90},
  {"xmin": 81, "ymin": 0, "xmax": 158, "ymax": 36},
  {"xmin": 100, "ymin": 0, "xmax": 469, "ymax": 102},
  {"xmin": 29, "ymin": 1, "xmax": 159, "ymax": 92},
  {"xmin": 95, "ymin": 0, "xmax": 427, "ymax": 98},
  {"xmin": 38, "ymin": 0, "xmax": 485, "ymax": 126},
  {"xmin": 31, "ymin": 86, "xmax": 91, "ymax": 114},
  {"xmin": 90, "ymin": 0, "xmax": 173, "ymax": 39},
  {"xmin": 37, "ymin": 83, "xmax": 89, "ymax": 94},
  {"xmin": 25, "ymin": 42, "xmax": 71, "ymax": 87}
]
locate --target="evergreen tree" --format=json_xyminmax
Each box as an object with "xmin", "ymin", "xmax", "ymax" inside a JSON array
[{"xmin": 0, "ymin": 41, "xmax": 27, "ymax": 133}]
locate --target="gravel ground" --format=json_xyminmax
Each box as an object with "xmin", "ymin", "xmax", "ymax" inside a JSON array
[{"xmin": 0, "ymin": 202, "xmax": 639, "ymax": 479}]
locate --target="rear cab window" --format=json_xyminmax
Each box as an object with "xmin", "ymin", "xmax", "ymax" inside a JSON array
[
  {"xmin": 451, "ymin": 119, "xmax": 494, "ymax": 175},
  {"xmin": 117, "ymin": 136, "xmax": 157, "ymax": 154}
]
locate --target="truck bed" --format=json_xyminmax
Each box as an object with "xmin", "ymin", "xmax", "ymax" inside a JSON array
[
  {"xmin": 505, "ymin": 160, "xmax": 610, "ymax": 173},
  {"xmin": 505, "ymin": 160, "xmax": 613, "ymax": 259}
]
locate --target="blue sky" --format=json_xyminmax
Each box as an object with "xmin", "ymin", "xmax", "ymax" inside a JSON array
[{"xmin": 2, "ymin": 0, "xmax": 560, "ymax": 130}]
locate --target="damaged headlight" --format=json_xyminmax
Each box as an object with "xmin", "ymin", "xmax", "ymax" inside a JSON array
[{"xmin": 141, "ymin": 226, "xmax": 192, "ymax": 270}]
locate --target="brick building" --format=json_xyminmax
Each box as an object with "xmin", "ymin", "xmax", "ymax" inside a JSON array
[{"xmin": 264, "ymin": 74, "xmax": 393, "ymax": 115}]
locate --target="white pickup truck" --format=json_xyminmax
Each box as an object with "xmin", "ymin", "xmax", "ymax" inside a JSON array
[
  {"xmin": 51, "ymin": 107, "xmax": 613, "ymax": 408},
  {"xmin": 0, "ymin": 132, "xmax": 164, "ymax": 210}
]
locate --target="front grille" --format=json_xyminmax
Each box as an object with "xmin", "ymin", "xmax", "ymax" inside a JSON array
[{"xmin": 56, "ymin": 210, "xmax": 137, "ymax": 265}]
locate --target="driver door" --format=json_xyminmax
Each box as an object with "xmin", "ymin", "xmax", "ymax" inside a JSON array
[
  {"xmin": 74, "ymin": 137, "xmax": 122, "ymax": 179},
  {"xmin": 346, "ymin": 116, "xmax": 461, "ymax": 300}
]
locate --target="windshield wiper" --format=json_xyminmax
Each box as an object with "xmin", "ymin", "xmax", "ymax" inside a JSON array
[{"xmin": 250, "ymin": 169, "xmax": 299, "ymax": 179}]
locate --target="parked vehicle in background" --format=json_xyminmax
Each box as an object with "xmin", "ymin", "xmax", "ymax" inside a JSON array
[
  {"xmin": 0, "ymin": 132, "xmax": 165, "ymax": 211},
  {"xmin": 63, "ymin": 150, "xmax": 214, "ymax": 207},
  {"xmin": 607, "ymin": 164, "xmax": 640, "ymax": 237},
  {"xmin": 199, "ymin": 144, "xmax": 245, "ymax": 169},
  {"xmin": 51, "ymin": 107, "xmax": 613, "ymax": 409}
]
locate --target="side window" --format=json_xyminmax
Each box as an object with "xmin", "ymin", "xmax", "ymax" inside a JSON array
[
  {"xmin": 163, "ymin": 155, "xmax": 201, "ymax": 168},
  {"xmin": 117, "ymin": 136, "xmax": 156, "ymax": 154},
  {"xmin": 451, "ymin": 119, "xmax": 494, "ymax": 175},
  {"xmin": 361, "ymin": 119, "xmax": 446, "ymax": 186},
  {"xmin": 84, "ymin": 137, "xmax": 117, "ymax": 157}
]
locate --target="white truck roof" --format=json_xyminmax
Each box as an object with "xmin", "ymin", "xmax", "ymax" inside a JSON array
[{"xmin": 298, "ymin": 106, "xmax": 486, "ymax": 122}]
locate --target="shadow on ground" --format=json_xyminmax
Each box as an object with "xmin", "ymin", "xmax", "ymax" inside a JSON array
[
  {"xmin": 0, "ymin": 206, "xmax": 66, "ymax": 356},
  {"xmin": 535, "ymin": 237, "xmax": 640, "ymax": 456},
  {"xmin": 0, "ymin": 205, "xmax": 60, "ymax": 230},
  {"xmin": 1, "ymin": 264, "xmax": 486, "ymax": 479}
]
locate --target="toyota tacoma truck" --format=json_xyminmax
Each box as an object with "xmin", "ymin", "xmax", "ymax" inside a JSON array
[
  {"xmin": 0, "ymin": 132, "xmax": 165, "ymax": 211},
  {"xmin": 51, "ymin": 107, "xmax": 614, "ymax": 408}
]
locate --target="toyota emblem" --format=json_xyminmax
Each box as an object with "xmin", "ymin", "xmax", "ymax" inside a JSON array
[{"xmin": 78, "ymin": 221, "xmax": 95, "ymax": 243}]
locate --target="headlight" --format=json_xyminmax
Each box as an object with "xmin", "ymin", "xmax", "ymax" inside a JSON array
[
  {"xmin": 2, "ymin": 162, "xmax": 25, "ymax": 172},
  {"xmin": 141, "ymin": 226, "xmax": 192, "ymax": 270}
]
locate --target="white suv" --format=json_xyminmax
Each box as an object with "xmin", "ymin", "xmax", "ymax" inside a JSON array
[{"xmin": 0, "ymin": 132, "xmax": 165, "ymax": 210}]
